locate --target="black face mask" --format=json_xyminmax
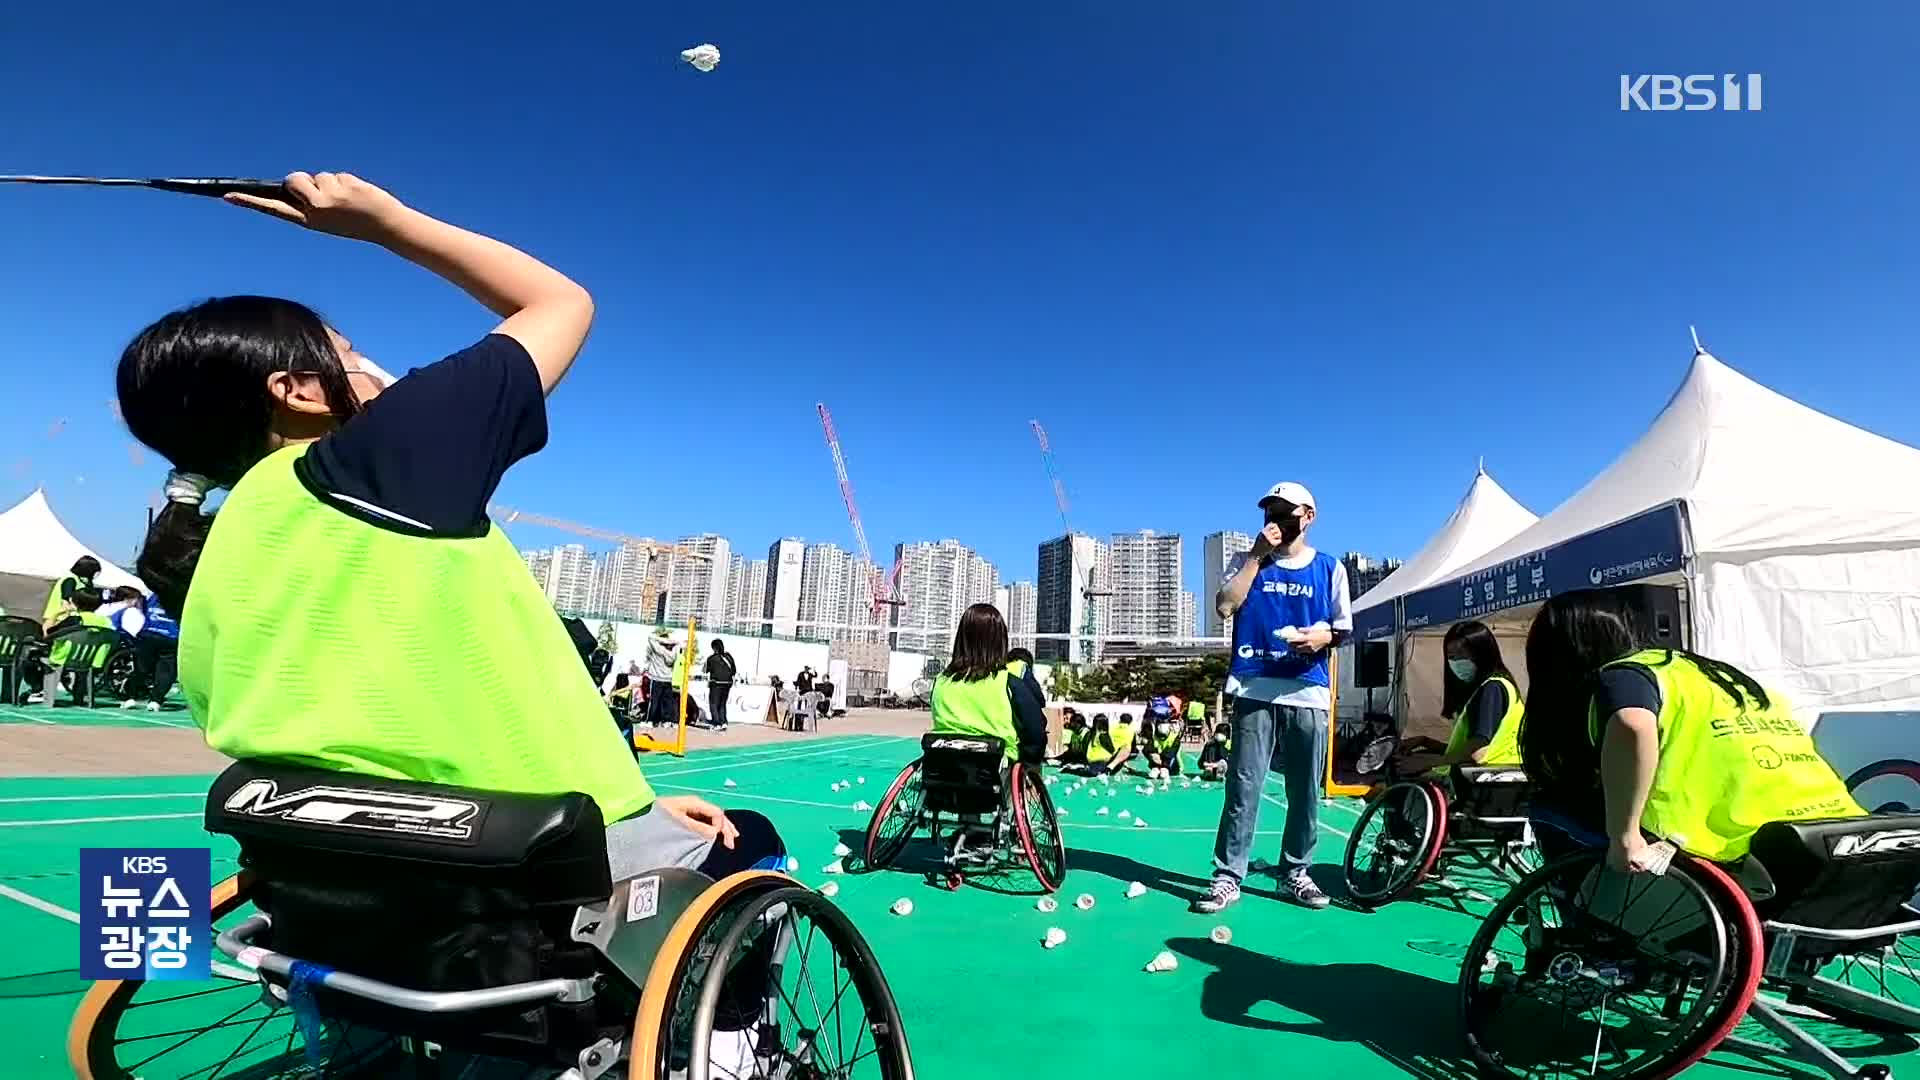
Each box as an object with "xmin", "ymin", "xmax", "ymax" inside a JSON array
[{"xmin": 1265, "ymin": 505, "xmax": 1303, "ymax": 539}]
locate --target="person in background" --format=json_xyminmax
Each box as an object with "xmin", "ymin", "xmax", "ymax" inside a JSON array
[
  {"xmin": 37, "ymin": 587, "xmax": 111, "ymax": 704},
  {"xmin": 109, "ymin": 589, "xmax": 182, "ymax": 712},
  {"xmin": 100, "ymin": 585, "xmax": 142, "ymax": 626},
  {"xmin": 928, "ymin": 603, "xmax": 1048, "ymax": 766},
  {"xmin": 1198, "ymin": 480, "xmax": 1352, "ymax": 914},
  {"xmin": 795, "ymin": 666, "xmax": 814, "ymax": 697},
  {"xmin": 1185, "ymin": 697, "xmax": 1209, "ymax": 733},
  {"xmin": 1006, "ymin": 647, "xmax": 1046, "ymax": 708},
  {"xmin": 42, "ymin": 555, "xmax": 101, "ymax": 632},
  {"xmin": 1198, "ymin": 722, "xmax": 1232, "ymax": 780},
  {"xmin": 644, "ymin": 628, "xmax": 679, "ymax": 729},
  {"xmin": 1390, "ymin": 619, "xmax": 1524, "ymax": 777},
  {"xmin": 705, "ymin": 638, "xmax": 737, "ymax": 732},
  {"xmin": 1074, "ymin": 712, "xmax": 1135, "ymax": 776},
  {"xmin": 1052, "ymin": 709, "xmax": 1092, "ymax": 767},
  {"xmin": 815, "ymin": 671, "xmax": 836, "ymax": 721},
  {"xmin": 1140, "ymin": 696, "xmax": 1185, "ymax": 778}
]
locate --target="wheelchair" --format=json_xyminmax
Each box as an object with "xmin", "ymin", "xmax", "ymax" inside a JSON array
[
  {"xmin": 69, "ymin": 761, "xmax": 914, "ymax": 1080},
  {"xmin": 862, "ymin": 734, "xmax": 1066, "ymax": 894},
  {"xmin": 1341, "ymin": 763, "xmax": 1541, "ymax": 909},
  {"xmin": 1458, "ymin": 812, "xmax": 1920, "ymax": 1080}
]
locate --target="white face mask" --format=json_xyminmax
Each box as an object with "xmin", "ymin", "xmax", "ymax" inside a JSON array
[
  {"xmin": 1447, "ymin": 658, "xmax": 1476, "ymax": 681},
  {"xmin": 352, "ymin": 358, "xmax": 399, "ymax": 388}
]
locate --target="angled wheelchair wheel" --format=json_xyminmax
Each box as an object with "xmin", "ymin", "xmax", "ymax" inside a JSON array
[
  {"xmin": 1011, "ymin": 763, "xmax": 1067, "ymax": 894},
  {"xmin": 687, "ymin": 885, "xmax": 914, "ymax": 1080},
  {"xmin": 1459, "ymin": 849, "xmax": 1750, "ymax": 1080},
  {"xmin": 864, "ymin": 760, "xmax": 924, "ymax": 870},
  {"xmin": 1342, "ymin": 781, "xmax": 1443, "ymax": 907},
  {"xmin": 102, "ymin": 649, "xmax": 139, "ymax": 701},
  {"xmin": 69, "ymin": 873, "xmax": 400, "ymax": 1079}
]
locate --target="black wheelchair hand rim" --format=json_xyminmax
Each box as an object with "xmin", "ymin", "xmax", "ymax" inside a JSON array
[
  {"xmin": 1342, "ymin": 781, "xmax": 1442, "ymax": 906},
  {"xmin": 864, "ymin": 761, "xmax": 923, "ymax": 870}
]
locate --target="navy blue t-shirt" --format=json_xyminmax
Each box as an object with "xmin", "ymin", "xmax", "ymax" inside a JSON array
[{"xmin": 301, "ymin": 335, "xmax": 547, "ymax": 536}]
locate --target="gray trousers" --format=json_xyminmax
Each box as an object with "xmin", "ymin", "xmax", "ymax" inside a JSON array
[
  {"xmin": 1211, "ymin": 697, "xmax": 1328, "ymax": 880},
  {"xmin": 605, "ymin": 806, "xmax": 717, "ymax": 883}
]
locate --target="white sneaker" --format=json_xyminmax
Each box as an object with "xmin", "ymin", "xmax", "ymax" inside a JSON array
[{"xmin": 145, "ymin": 702, "xmax": 161, "ymax": 713}]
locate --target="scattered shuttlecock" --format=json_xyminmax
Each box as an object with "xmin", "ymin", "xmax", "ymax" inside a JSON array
[
  {"xmin": 1074, "ymin": 893, "xmax": 1096, "ymax": 911},
  {"xmin": 1145, "ymin": 950, "xmax": 1179, "ymax": 973},
  {"xmin": 1036, "ymin": 897, "xmax": 1058, "ymax": 913},
  {"xmin": 830, "ymin": 782, "xmax": 844, "ymax": 792},
  {"xmin": 832, "ymin": 842, "xmax": 852, "ymax": 857},
  {"xmin": 1096, "ymin": 807, "xmax": 1110, "ymax": 816},
  {"xmin": 680, "ymin": 43, "xmax": 721, "ymax": 72},
  {"xmin": 723, "ymin": 779, "xmax": 738, "ymax": 788},
  {"xmin": 890, "ymin": 898, "xmax": 913, "ymax": 916},
  {"xmin": 1043, "ymin": 927, "xmax": 1068, "ymax": 949},
  {"xmin": 782, "ymin": 856, "xmax": 800, "ymax": 873},
  {"xmin": 1057, "ymin": 808, "xmax": 1069, "ymax": 816},
  {"xmin": 819, "ymin": 881, "xmax": 840, "ymax": 898},
  {"xmin": 853, "ymin": 800, "xmax": 873, "ymax": 812},
  {"xmin": 1045, "ymin": 776, "xmax": 1057, "ymax": 786},
  {"xmin": 857, "ymin": 777, "xmax": 867, "ymax": 785},
  {"xmin": 1124, "ymin": 881, "xmax": 1147, "ymax": 899},
  {"xmin": 1250, "ymin": 858, "xmax": 1273, "ymax": 873},
  {"xmin": 1118, "ymin": 810, "xmax": 1132, "ymax": 820},
  {"xmin": 823, "ymin": 860, "xmax": 844, "ymax": 874},
  {"xmin": 1100, "ymin": 775, "xmax": 1112, "ymax": 786},
  {"xmin": 1209, "ymin": 925, "xmax": 1233, "ymax": 944},
  {"xmin": 1144, "ymin": 787, "xmax": 1154, "ymax": 798},
  {"xmin": 1134, "ymin": 818, "xmax": 1148, "ymax": 828}
]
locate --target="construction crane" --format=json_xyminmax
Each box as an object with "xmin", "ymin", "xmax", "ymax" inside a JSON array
[
  {"xmin": 1030, "ymin": 420, "xmax": 1108, "ymax": 664},
  {"xmin": 487, "ymin": 505, "xmax": 706, "ymax": 559},
  {"xmin": 816, "ymin": 403, "xmax": 904, "ymax": 627}
]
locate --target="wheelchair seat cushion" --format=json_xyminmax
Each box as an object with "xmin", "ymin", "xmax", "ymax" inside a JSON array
[
  {"xmin": 1749, "ymin": 812, "xmax": 1920, "ymax": 931},
  {"xmin": 919, "ymin": 734, "xmax": 1008, "ymax": 816},
  {"xmin": 1451, "ymin": 766, "xmax": 1532, "ymax": 822}
]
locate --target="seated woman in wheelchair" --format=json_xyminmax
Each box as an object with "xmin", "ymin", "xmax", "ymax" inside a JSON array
[
  {"xmin": 117, "ymin": 171, "xmax": 786, "ymax": 896},
  {"xmin": 1518, "ymin": 589, "xmax": 1864, "ymax": 875},
  {"xmin": 929, "ymin": 602, "xmax": 1048, "ymax": 767},
  {"xmin": 1390, "ymin": 619, "xmax": 1524, "ymax": 779}
]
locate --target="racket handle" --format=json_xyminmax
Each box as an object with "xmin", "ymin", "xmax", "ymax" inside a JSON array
[{"xmin": 148, "ymin": 178, "xmax": 288, "ymax": 199}]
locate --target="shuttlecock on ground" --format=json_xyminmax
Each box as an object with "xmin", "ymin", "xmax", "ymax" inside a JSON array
[
  {"xmin": 1133, "ymin": 818, "xmax": 1148, "ymax": 828},
  {"xmin": 1124, "ymin": 881, "xmax": 1147, "ymax": 899},
  {"xmin": 1250, "ymin": 858, "xmax": 1273, "ymax": 873},
  {"xmin": 857, "ymin": 777, "xmax": 866, "ymax": 784},
  {"xmin": 1209, "ymin": 925, "xmax": 1233, "ymax": 944},
  {"xmin": 1096, "ymin": 807, "xmax": 1110, "ymax": 816},
  {"xmin": 830, "ymin": 782, "xmax": 843, "ymax": 792},
  {"xmin": 1143, "ymin": 787, "xmax": 1154, "ymax": 798},
  {"xmin": 783, "ymin": 856, "xmax": 800, "ymax": 873},
  {"xmin": 1118, "ymin": 810, "xmax": 1132, "ymax": 820},
  {"xmin": 1074, "ymin": 893, "xmax": 1096, "ymax": 911},
  {"xmin": 832, "ymin": 842, "xmax": 852, "ymax": 857},
  {"xmin": 1036, "ymin": 896, "xmax": 1058, "ymax": 913},
  {"xmin": 1045, "ymin": 775, "xmax": 1057, "ymax": 786},
  {"xmin": 1057, "ymin": 808, "xmax": 1069, "ymax": 816},
  {"xmin": 819, "ymin": 881, "xmax": 840, "ymax": 898},
  {"xmin": 681, "ymin": 44, "xmax": 721, "ymax": 72},
  {"xmin": 890, "ymin": 898, "xmax": 914, "ymax": 916},
  {"xmin": 1145, "ymin": 950, "xmax": 1179, "ymax": 973},
  {"xmin": 823, "ymin": 860, "xmax": 844, "ymax": 874},
  {"xmin": 723, "ymin": 779, "xmax": 738, "ymax": 788},
  {"xmin": 1043, "ymin": 927, "xmax": 1068, "ymax": 949},
  {"xmin": 853, "ymin": 800, "xmax": 873, "ymax": 812},
  {"xmin": 1100, "ymin": 775, "xmax": 1112, "ymax": 786}
]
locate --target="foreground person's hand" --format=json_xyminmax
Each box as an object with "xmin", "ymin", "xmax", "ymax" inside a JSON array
[
  {"xmin": 226, "ymin": 171, "xmax": 410, "ymax": 243},
  {"xmin": 657, "ymin": 795, "xmax": 740, "ymax": 848}
]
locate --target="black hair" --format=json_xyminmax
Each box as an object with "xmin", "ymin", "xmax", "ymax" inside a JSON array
[
  {"xmin": 1092, "ymin": 713, "xmax": 1110, "ymax": 728},
  {"xmin": 71, "ymin": 587, "xmax": 104, "ymax": 612},
  {"xmin": 711, "ymin": 639, "xmax": 726, "ymax": 652},
  {"xmin": 1008, "ymin": 646, "xmax": 1035, "ymax": 665},
  {"xmin": 72, "ymin": 556, "xmax": 102, "ymax": 580},
  {"xmin": 118, "ymin": 296, "xmax": 359, "ymax": 616},
  {"xmin": 1119, "ymin": 712, "xmax": 1135, "ymax": 724},
  {"xmin": 108, "ymin": 585, "xmax": 145, "ymax": 605},
  {"xmin": 944, "ymin": 603, "xmax": 1010, "ymax": 682},
  {"xmin": 1440, "ymin": 620, "xmax": 1515, "ymax": 719},
  {"xmin": 1212, "ymin": 721, "xmax": 1231, "ymax": 738}
]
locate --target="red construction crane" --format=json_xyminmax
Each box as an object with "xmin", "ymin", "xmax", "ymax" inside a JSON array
[{"xmin": 816, "ymin": 403, "xmax": 904, "ymax": 623}]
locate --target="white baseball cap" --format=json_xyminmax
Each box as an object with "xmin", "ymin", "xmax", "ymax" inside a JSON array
[{"xmin": 1258, "ymin": 481, "xmax": 1315, "ymax": 510}]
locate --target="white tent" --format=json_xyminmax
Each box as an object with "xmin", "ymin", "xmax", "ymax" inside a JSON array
[
  {"xmin": 0, "ymin": 489, "xmax": 144, "ymax": 591},
  {"xmin": 1351, "ymin": 465, "xmax": 1539, "ymax": 639},
  {"xmin": 1400, "ymin": 346, "xmax": 1920, "ymax": 715}
]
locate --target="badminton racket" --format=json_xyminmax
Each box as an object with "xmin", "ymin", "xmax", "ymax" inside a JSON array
[{"xmin": 0, "ymin": 175, "xmax": 286, "ymax": 199}]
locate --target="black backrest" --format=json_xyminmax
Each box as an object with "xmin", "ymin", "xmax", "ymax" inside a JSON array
[
  {"xmin": 1452, "ymin": 766, "xmax": 1533, "ymax": 820},
  {"xmin": 920, "ymin": 733, "xmax": 1006, "ymax": 816},
  {"xmin": 1750, "ymin": 813, "xmax": 1920, "ymax": 936},
  {"xmin": 0, "ymin": 616, "xmax": 40, "ymax": 660}
]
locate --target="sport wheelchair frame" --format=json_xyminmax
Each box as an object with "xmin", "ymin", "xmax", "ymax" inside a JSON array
[
  {"xmin": 863, "ymin": 734, "xmax": 1066, "ymax": 893},
  {"xmin": 1342, "ymin": 764, "xmax": 1541, "ymax": 909}
]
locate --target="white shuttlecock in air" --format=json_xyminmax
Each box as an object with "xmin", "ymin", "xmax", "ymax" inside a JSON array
[
  {"xmin": 1209, "ymin": 925, "xmax": 1232, "ymax": 944},
  {"xmin": 1134, "ymin": 818, "xmax": 1148, "ymax": 828},
  {"xmin": 1145, "ymin": 950, "xmax": 1179, "ymax": 973},
  {"xmin": 823, "ymin": 860, "xmax": 844, "ymax": 875},
  {"xmin": 723, "ymin": 779, "xmax": 738, "ymax": 788},
  {"xmin": 1118, "ymin": 810, "xmax": 1131, "ymax": 820},
  {"xmin": 890, "ymin": 898, "xmax": 914, "ymax": 916},
  {"xmin": 681, "ymin": 44, "xmax": 721, "ymax": 72},
  {"xmin": 1124, "ymin": 881, "xmax": 1147, "ymax": 899},
  {"xmin": 853, "ymin": 800, "xmax": 873, "ymax": 812},
  {"xmin": 1074, "ymin": 893, "xmax": 1095, "ymax": 911},
  {"xmin": 819, "ymin": 881, "xmax": 840, "ymax": 898},
  {"xmin": 1096, "ymin": 807, "xmax": 1109, "ymax": 816},
  {"xmin": 1036, "ymin": 896, "xmax": 1058, "ymax": 913},
  {"xmin": 1043, "ymin": 927, "xmax": 1068, "ymax": 949},
  {"xmin": 832, "ymin": 842, "xmax": 852, "ymax": 857}
]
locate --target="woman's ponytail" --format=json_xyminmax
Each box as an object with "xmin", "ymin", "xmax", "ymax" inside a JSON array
[{"xmin": 137, "ymin": 496, "xmax": 211, "ymax": 618}]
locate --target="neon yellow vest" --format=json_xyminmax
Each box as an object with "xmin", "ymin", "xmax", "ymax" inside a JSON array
[
  {"xmin": 1065, "ymin": 727, "xmax": 1092, "ymax": 756},
  {"xmin": 1593, "ymin": 650, "xmax": 1863, "ymax": 862},
  {"xmin": 1445, "ymin": 674, "xmax": 1524, "ymax": 768},
  {"xmin": 43, "ymin": 574, "xmax": 83, "ymax": 623},
  {"xmin": 181, "ymin": 446, "xmax": 654, "ymax": 822},
  {"xmin": 48, "ymin": 609, "xmax": 112, "ymax": 668},
  {"xmin": 929, "ymin": 669, "xmax": 1016, "ymax": 760},
  {"xmin": 1150, "ymin": 721, "xmax": 1181, "ymax": 754},
  {"xmin": 1185, "ymin": 700, "xmax": 1206, "ymax": 722}
]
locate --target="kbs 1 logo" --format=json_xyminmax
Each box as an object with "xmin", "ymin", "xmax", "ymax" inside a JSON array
[
  {"xmin": 80, "ymin": 848, "xmax": 212, "ymax": 980},
  {"xmin": 1620, "ymin": 74, "xmax": 1763, "ymax": 112}
]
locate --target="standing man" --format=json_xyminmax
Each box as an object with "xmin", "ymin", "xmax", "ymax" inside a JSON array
[
  {"xmin": 644, "ymin": 628, "xmax": 680, "ymax": 729},
  {"xmin": 705, "ymin": 639, "xmax": 738, "ymax": 732},
  {"xmin": 1193, "ymin": 481, "xmax": 1352, "ymax": 913}
]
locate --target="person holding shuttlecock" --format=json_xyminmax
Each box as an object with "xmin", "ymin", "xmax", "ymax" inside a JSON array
[{"xmin": 1195, "ymin": 481, "xmax": 1352, "ymax": 913}]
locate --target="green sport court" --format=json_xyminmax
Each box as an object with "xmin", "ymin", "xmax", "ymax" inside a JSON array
[{"xmin": 1, "ymin": 721, "xmax": 1914, "ymax": 1078}]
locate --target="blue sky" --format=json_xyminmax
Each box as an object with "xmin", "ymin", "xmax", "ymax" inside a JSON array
[{"xmin": 3, "ymin": 3, "xmax": 1917, "ymax": 604}]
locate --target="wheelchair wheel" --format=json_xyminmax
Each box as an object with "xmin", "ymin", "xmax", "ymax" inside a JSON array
[
  {"xmin": 69, "ymin": 873, "xmax": 399, "ymax": 1079},
  {"xmin": 864, "ymin": 761, "xmax": 924, "ymax": 870},
  {"xmin": 686, "ymin": 885, "xmax": 914, "ymax": 1080},
  {"xmin": 1459, "ymin": 850, "xmax": 1754, "ymax": 1080},
  {"xmin": 1343, "ymin": 781, "xmax": 1443, "ymax": 907},
  {"xmin": 1796, "ymin": 919, "xmax": 1920, "ymax": 1034},
  {"xmin": 101, "ymin": 650, "xmax": 139, "ymax": 701},
  {"xmin": 1011, "ymin": 763, "xmax": 1067, "ymax": 893}
]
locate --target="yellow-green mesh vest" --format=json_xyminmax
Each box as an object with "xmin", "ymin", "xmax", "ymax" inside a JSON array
[
  {"xmin": 1185, "ymin": 700, "xmax": 1206, "ymax": 722},
  {"xmin": 1065, "ymin": 726, "xmax": 1093, "ymax": 755},
  {"xmin": 43, "ymin": 574, "xmax": 82, "ymax": 623},
  {"xmin": 48, "ymin": 609, "xmax": 112, "ymax": 668},
  {"xmin": 1087, "ymin": 719, "xmax": 1136, "ymax": 764},
  {"xmin": 1592, "ymin": 649, "xmax": 1863, "ymax": 862},
  {"xmin": 180, "ymin": 446, "xmax": 654, "ymax": 821},
  {"xmin": 929, "ymin": 670, "xmax": 1016, "ymax": 760},
  {"xmin": 1150, "ymin": 720, "xmax": 1181, "ymax": 754},
  {"xmin": 1444, "ymin": 674, "xmax": 1524, "ymax": 769}
]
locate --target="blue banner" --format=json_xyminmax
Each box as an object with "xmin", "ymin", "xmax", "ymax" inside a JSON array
[
  {"xmin": 1401, "ymin": 504, "xmax": 1686, "ymax": 630},
  {"xmin": 1352, "ymin": 604, "xmax": 1395, "ymax": 642},
  {"xmin": 80, "ymin": 848, "xmax": 211, "ymax": 980}
]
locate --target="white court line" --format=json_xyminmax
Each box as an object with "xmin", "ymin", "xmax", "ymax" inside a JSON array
[
  {"xmin": 0, "ymin": 883, "xmax": 80, "ymax": 923},
  {"xmin": 0, "ymin": 792, "xmax": 202, "ymax": 805},
  {"xmin": 1261, "ymin": 791, "xmax": 1351, "ymax": 840},
  {"xmin": 0, "ymin": 812, "xmax": 201, "ymax": 828},
  {"xmin": 645, "ymin": 734, "xmax": 896, "ymax": 775},
  {"xmin": 653, "ymin": 736, "xmax": 904, "ymax": 780},
  {"xmin": 0, "ymin": 709, "xmax": 58, "ymax": 725},
  {"xmin": 661, "ymin": 782, "xmax": 1290, "ymax": 836}
]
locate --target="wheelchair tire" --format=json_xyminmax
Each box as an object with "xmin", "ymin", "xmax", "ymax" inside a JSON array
[
  {"xmin": 688, "ymin": 885, "xmax": 914, "ymax": 1080},
  {"xmin": 865, "ymin": 760, "xmax": 924, "ymax": 870},
  {"xmin": 1342, "ymin": 780, "xmax": 1444, "ymax": 908},
  {"xmin": 68, "ymin": 872, "xmax": 398, "ymax": 1079},
  {"xmin": 1012, "ymin": 763, "xmax": 1067, "ymax": 894},
  {"xmin": 1458, "ymin": 850, "xmax": 1742, "ymax": 1080},
  {"xmin": 102, "ymin": 649, "xmax": 139, "ymax": 702},
  {"xmin": 631, "ymin": 870, "xmax": 794, "ymax": 1080}
]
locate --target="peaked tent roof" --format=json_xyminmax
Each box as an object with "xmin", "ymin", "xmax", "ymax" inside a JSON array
[
  {"xmin": 0, "ymin": 489, "xmax": 144, "ymax": 590},
  {"xmin": 1353, "ymin": 466, "xmax": 1538, "ymax": 614},
  {"xmin": 1446, "ymin": 348, "xmax": 1920, "ymax": 581}
]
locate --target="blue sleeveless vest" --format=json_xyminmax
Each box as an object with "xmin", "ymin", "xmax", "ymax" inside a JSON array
[{"xmin": 1228, "ymin": 551, "xmax": 1337, "ymax": 686}]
